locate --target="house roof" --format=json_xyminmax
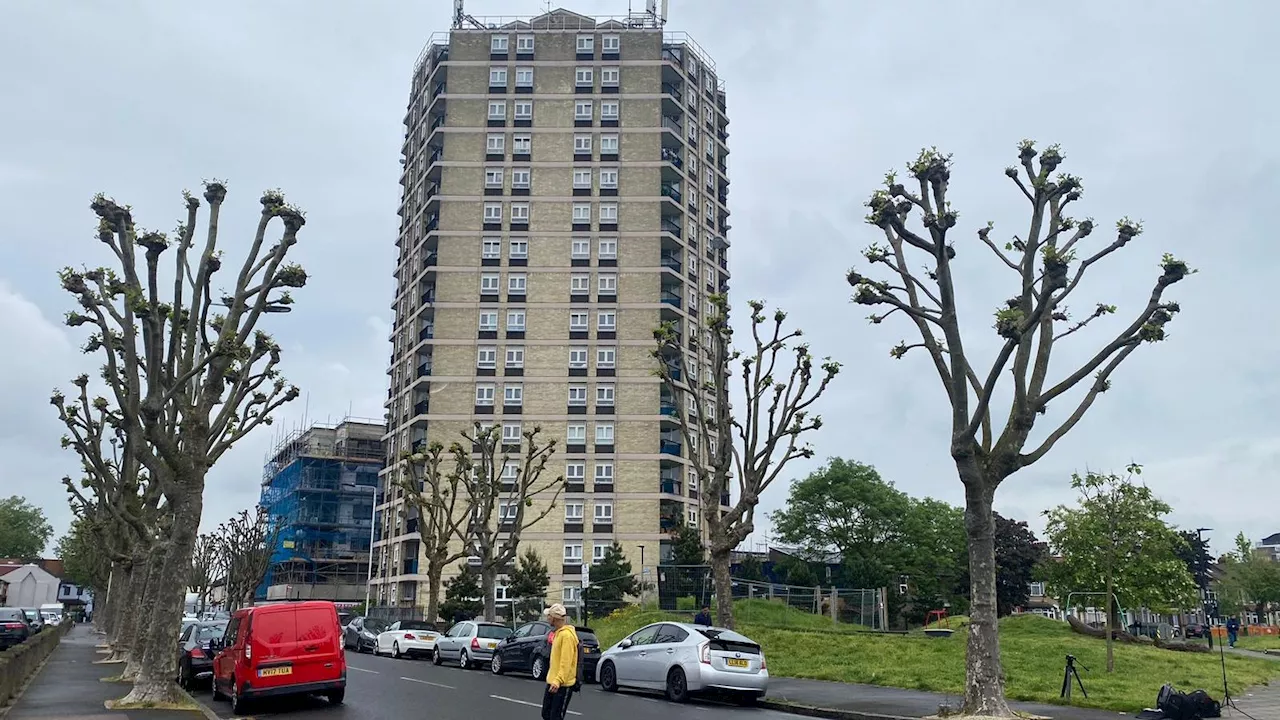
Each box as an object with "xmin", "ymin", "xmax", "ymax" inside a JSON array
[
  {"xmin": 0, "ymin": 564, "xmax": 22, "ymax": 578},
  {"xmin": 0, "ymin": 558, "xmax": 65, "ymax": 579},
  {"xmin": 1259, "ymin": 533, "xmax": 1280, "ymax": 547}
]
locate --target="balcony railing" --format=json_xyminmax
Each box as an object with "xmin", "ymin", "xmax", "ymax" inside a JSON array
[
  {"xmin": 660, "ymin": 400, "xmax": 677, "ymax": 416},
  {"xmin": 660, "ymin": 254, "xmax": 682, "ymax": 271},
  {"xmin": 423, "ymin": 214, "xmax": 439, "ymax": 233},
  {"xmin": 661, "ymin": 82, "xmax": 683, "ymax": 101},
  {"xmin": 660, "ymin": 183, "xmax": 682, "ymax": 203},
  {"xmin": 420, "ymin": 289, "xmax": 435, "ymax": 304},
  {"xmin": 661, "ymin": 148, "xmax": 683, "ymax": 168},
  {"xmin": 413, "ymin": 400, "xmax": 429, "ymax": 416},
  {"xmin": 660, "ymin": 480, "xmax": 683, "ymax": 495},
  {"xmin": 416, "ymin": 363, "xmax": 432, "ymax": 378},
  {"xmin": 660, "ymin": 440, "xmax": 682, "ymax": 456},
  {"xmin": 411, "ymin": 439, "xmax": 427, "ymax": 453},
  {"xmin": 427, "ymin": 148, "xmax": 443, "ymax": 166},
  {"xmin": 418, "ymin": 325, "xmax": 434, "ymax": 341},
  {"xmin": 662, "ymin": 115, "xmax": 683, "ymax": 134},
  {"xmin": 402, "ymin": 559, "xmax": 418, "ymax": 575},
  {"xmin": 432, "ymin": 82, "xmax": 446, "ymax": 97},
  {"xmin": 661, "ymin": 220, "xmax": 683, "ymax": 238},
  {"xmin": 660, "ymin": 291, "xmax": 682, "ymax": 308}
]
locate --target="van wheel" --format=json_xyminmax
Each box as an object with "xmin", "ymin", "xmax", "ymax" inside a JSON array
[
  {"xmin": 600, "ymin": 661, "xmax": 618, "ymax": 692},
  {"xmin": 327, "ymin": 688, "xmax": 345, "ymax": 705},
  {"xmin": 665, "ymin": 667, "xmax": 690, "ymax": 703},
  {"xmin": 230, "ymin": 677, "xmax": 249, "ymax": 715}
]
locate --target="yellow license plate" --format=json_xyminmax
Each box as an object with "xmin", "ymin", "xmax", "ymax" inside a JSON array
[
  {"xmin": 258, "ymin": 666, "xmax": 293, "ymax": 677},
  {"xmin": 726, "ymin": 658, "xmax": 749, "ymax": 668},
  {"xmin": 486, "ymin": 641, "xmax": 496, "ymax": 649}
]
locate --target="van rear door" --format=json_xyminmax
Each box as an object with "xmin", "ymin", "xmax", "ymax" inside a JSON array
[
  {"xmin": 290, "ymin": 605, "xmax": 343, "ymax": 685},
  {"xmin": 245, "ymin": 606, "xmax": 299, "ymax": 690}
]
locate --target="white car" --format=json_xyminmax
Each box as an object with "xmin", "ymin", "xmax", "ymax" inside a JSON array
[
  {"xmin": 598, "ymin": 622, "xmax": 768, "ymax": 705},
  {"xmin": 374, "ymin": 620, "xmax": 441, "ymax": 659}
]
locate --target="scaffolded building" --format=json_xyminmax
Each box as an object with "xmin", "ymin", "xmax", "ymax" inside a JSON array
[{"xmin": 258, "ymin": 419, "xmax": 386, "ymax": 602}]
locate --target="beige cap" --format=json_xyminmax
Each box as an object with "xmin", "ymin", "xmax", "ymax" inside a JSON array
[{"xmin": 544, "ymin": 603, "xmax": 568, "ymax": 619}]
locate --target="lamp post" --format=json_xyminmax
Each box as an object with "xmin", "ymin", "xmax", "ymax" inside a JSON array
[
  {"xmin": 364, "ymin": 484, "xmax": 379, "ymax": 613},
  {"xmin": 1196, "ymin": 527, "xmax": 1213, "ymax": 649}
]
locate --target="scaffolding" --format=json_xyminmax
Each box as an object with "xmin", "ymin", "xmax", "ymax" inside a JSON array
[{"xmin": 257, "ymin": 418, "xmax": 386, "ymax": 601}]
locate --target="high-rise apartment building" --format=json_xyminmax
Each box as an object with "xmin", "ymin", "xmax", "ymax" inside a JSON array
[{"xmin": 375, "ymin": 5, "xmax": 730, "ymax": 617}]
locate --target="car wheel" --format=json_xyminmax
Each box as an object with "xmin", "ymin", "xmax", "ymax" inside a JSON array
[
  {"xmin": 432, "ymin": 647, "xmax": 443, "ymax": 665},
  {"xmin": 230, "ymin": 677, "xmax": 249, "ymax": 715},
  {"xmin": 459, "ymin": 649, "xmax": 471, "ymax": 669},
  {"xmin": 531, "ymin": 655, "xmax": 547, "ymax": 681},
  {"xmin": 665, "ymin": 667, "xmax": 690, "ymax": 703},
  {"xmin": 600, "ymin": 661, "xmax": 618, "ymax": 692},
  {"xmin": 326, "ymin": 688, "xmax": 345, "ymax": 705},
  {"xmin": 177, "ymin": 660, "xmax": 191, "ymax": 690},
  {"xmin": 393, "ymin": 641, "xmax": 402, "ymax": 659},
  {"xmin": 491, "ymin": 652, "xmax": 504, "ymax": 674}
]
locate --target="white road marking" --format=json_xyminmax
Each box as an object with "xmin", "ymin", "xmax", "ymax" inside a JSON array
[
  {"xmin": 489, "ymin": 694, "xmax": 582, "ymax": 716},
  {"xmin": 401, "ymin": 676, "xmax": 455, "ymax": 689},
  {"xmin": 348, "ymin": 666, "xmax": 379, "ymax": 674}
]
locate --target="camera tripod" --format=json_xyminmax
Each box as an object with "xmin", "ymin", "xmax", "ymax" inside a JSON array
[{"xmin": 1061, "ymin": 654, "xmax": 1088, "ymax": 701}]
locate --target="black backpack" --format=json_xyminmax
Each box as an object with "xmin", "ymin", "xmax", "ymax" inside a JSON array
[{"xmin": 1157, "ymin": 684, "xmax": 1221, "ymax": 720}]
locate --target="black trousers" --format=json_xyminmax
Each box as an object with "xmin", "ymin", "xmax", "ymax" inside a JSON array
[{"xmin": 541, "ymin": 686, "xmax": 574, "ymax": 720}]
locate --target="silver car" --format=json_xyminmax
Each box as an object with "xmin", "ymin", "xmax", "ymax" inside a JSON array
[
  {"xmin": 432, "ymin": 621, "xmax": 513, "ymax": 669},
  {"xmin": 598, "ymin": 622, "xmax": 768, "ymax": 704}
]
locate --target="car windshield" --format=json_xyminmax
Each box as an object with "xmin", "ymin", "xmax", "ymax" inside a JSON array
[
  {"xmin": 364, "ymin": 619, "xmax": 388, "ymax": 633},
  {"xmin": 477, "ymin": 625, "xmax": 513, "ymax": 640},
  {"xmin": 197, "ymin": 624, "xmax": 226, "ymax": 641},
  {"xmin": 22, "ymin": 609, "xmax": 38, "ymax": 619},
  {"xmin": 401, "ymin": 621, "xmax": 435, "ymax": 631}
]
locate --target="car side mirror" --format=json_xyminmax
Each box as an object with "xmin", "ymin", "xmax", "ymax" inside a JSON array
[{"xmin": 618, "ymin": 638, "xmax": 632, "ymax": 649}]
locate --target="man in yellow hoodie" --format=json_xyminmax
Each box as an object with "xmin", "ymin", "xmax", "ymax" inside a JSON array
[{"xmin": 541, "ymin": 603, "xmax": 579, "ymax": 720}]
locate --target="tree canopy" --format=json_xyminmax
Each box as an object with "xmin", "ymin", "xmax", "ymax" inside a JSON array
[
  {"xmin": 0, "ymin": 496, "xmax": 54, "ymax": 558},
  {"xmin": 583, "ymin": 543, "xmax": 639, "ymax": 620},
  {"xmin": 1215, "ymin": 532, "xmax": 1280, "ymax": 619}
]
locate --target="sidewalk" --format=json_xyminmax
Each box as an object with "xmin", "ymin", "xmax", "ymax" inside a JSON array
[{"xmin": 4, "ymin": 624, "xmax": 205, "ymax": 720}]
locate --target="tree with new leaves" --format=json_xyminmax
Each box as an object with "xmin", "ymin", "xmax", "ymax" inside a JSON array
[
  {"xmin": 394, "ymin": 441, "xmax": 470, "ymax": 623},
  {"xmin": 989, "ymin": 513, "xmax": 1047, "ymax": 617},
  {"xmin": 54, "ymin": 182, "xmax": 306, "ymax": 705},
  {"xmin": 0, "ymin": 496, "xmax": 54, "ymax": 558},
  {"xmin": 654, "ymin": 295, "xmax": 838, "ymax": 629},
  {"xmin": 668, "ymin": 525, "xmax": 706, "ymax": 566},
  {"xmin": 211, "ymin": 507, "xmax": 280, "ymax": 610},
  {"xmin": 846, "ymin": 142, "xmax": 1192, "ymax": 715},
  {"xmin": 1042, "ymin": 466, "xmax": 1197, "ymax": 672},
  {"xmin": 55, "ymin": 516, "xmax": 111, "ymax": 593},
  {"xmin": 1216, "ymin": 533, "xmax": 1280, "ymax": 620},
  {"xmin": 454, "ymin": 423, "xmax": 564, "ymax": 619}
]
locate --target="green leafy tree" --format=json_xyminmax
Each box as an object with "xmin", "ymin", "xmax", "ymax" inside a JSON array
[
  {"xmin": 1215, "ymin": 533, "xmax": 1280, "ymax": 619},
  {"xmin": 440, "ymin": 564, "xmax": 484, "ymax": 621},
  {"xmin": 1175, "ymin": 530, "xmax": 1213, "ymax": 590},
  {"xmin": 583, "ymin": 543, "xmax": 639, "ymax": 619},
  {"xmin": 899, "ymin": 498, "xmax": 968, "ymax": 619},
  {"xmin": 669, "ymin": 525, "xmax": 706, "ymax": 565},
  {"xmin": 1043, "ymin": 466, "xmax": 1197, "ymax": 672},
  {"xmin": 848, "ymin": 142, "xmax": 1192, "ymax": 715},
  {"xmin": 54, "ymin": 516, "xmax": 109, "ymax": 590},
  {"xmin": 507, "ymin": 548, "xmax": 550, "ymax": 621},
  {"xmin": 776, "ymin": 555, "xmax": 818, "ymax": 587},
  {"xmin": 0, "ymin": 496, "xmax": 54, "ymax": 558},
  {"xmin": 990, "ymin": 513, "xmax": 1046, "ymax": 616}
]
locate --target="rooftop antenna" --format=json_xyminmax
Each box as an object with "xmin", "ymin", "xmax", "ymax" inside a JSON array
[
  {"xmin": 645, "ymin": 0, "xmax": 668, "ymax": 27},
  {"xmin": 452, "ymin": 0, "xmax": 485, "ymax": 29}
]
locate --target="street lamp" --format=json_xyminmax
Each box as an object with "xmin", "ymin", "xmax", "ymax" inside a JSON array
[
  {"xmin": 1196, "ymin": 527, "xmax": 1214, "ymax": 649},
  {"xmin": 364, "ymin": 484, "xmax": 379, "ymax": 613}
]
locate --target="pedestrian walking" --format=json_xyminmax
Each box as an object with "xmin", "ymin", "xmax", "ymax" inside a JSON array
[
  {"xmin": 693, "ymin": 605, "xmax": 712, "ymax": 626},
  {"xmin": 541, "ymin": 603, "xmax": 579, "ymax": 720},
  {"xmin": 1226, "ymin": 616, "xmax": 1240, "ymax": 648}
]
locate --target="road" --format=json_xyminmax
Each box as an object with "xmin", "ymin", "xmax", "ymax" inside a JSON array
[{"xmin": 196, "ymin": 649, "xmax": 795, "ymax": 720}]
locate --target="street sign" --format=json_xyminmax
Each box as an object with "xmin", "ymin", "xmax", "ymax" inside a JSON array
[{"xmin": 582, "ymin": 563, "xmax": 591, "ymax": 587}]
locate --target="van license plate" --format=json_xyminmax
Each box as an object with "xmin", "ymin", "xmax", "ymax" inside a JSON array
[
  {"xmin": 258, "ymin": 666, "xmax": 293, "ymax": 677},
  {"xmin": 726, "ymin": 658, "xmax": 749, "ymax": 668}
]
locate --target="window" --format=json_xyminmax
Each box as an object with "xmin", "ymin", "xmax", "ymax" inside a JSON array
[
  {"xmin": 475, "ymin": 383, "xmax": 495, "ymax": 406},
  {"xmin": 566, "ymin": 462, "xmax": 585, "ymax": 482},
  {"xmin": 488, "ymin": 101, "xmax": 506, "ymax": 120},
  {"xmin": 571, "ymin": 238, "xmax": 591, "ymax": 259},
  {"xmin": 570, "ymin": 274, "xmax": 591, "ymax": 293},
  {"xmin": 599, "ymin": 168, "xmax": 618, "ymax": 188},
  {"xmin": 602, "ymin": 34, "xmax": 620, "ymax": 52},
  {"xmin": 514, "ymin": 100, "xmax": 533, "ymax": 119},
  {"xmin": 504, "ymin": 383, "xmax": 523, "ymax": 405},
  {"xmin": 707, "ymin": 168, "xmax": 716, "ymax": 187},
  {"xmin": 597, "ymin": 274, "xmax": 617, "ymax": 295},
  {"xmin": 595, "ymin": 385, "xmax": 615, "ymax": 407},
  {"xmin": 597, "ymin": 310, "xmax": 617, "ymax": 331},
  {"xmin": 705, "ymin": 200, "xmax": 715, "ymax": 220},
  {"xmin": 502, "ymin": 421, "xmax": 521, "ymax": 444},
  {"xmin": 596, "ymin": 347, "xmax": 616, "ymax": 368},
  {"xmin": 599, "ymin": 203, "xmax": 618, "ymax": 222},
  {"xmin": 563, "ymin": 583, "xmax": 582, "ymax": 603},
  {"xmin": 575, "ymin": 67, "xmax": 593, "ymax": 87},
  {"xmin": 569, "ymin": 311, "xmax": 589, "ymax": 331},
  {"xmin": 575, "ymin": 101, "xmax": 593, "ymax": 121},
  {"xmin": 564, "ymin": 543, "xmax": 584, "ymax": 564},
  {"xmin": 506, "ymin": 310, "xmax": 526, "ymax": 331},
  {"xmin": 477, "ymin": 346, "xmax": 497, "ymax": 369},
  {"xmin": 511, "ymin": 168, "xmax": 531, "ymax": 189},
  {"xmin": 515, "ymin": 67, "xmax": 534, "ymax": 87},
  {"xmin": 576, "ymin": 35, "xmax": 594, "ymax": 52},
  {"xmin": 513, "ymin": 134, "xmax": 532, "ymax": 154},
  {"xmin": 572, "ymin": 203, "xmax": 591, "ymax": 223},
  {"xmin": 516, "ymin": 35, "xmax": 534, "ymax": 52},
  {"xmin": 567, "ymin": 423, "xmax": 587, "ymax": 444},
  {"xmin": 502, "ymin": 460, "xmax": 519, "ymax": 480},
  {"xmin": 509, "ymin": 238, "xmax": 528, "ymax": 259},
  {"xmin": 489, "ymin": 67, "xmax": 508, "ymax": 86},
  {"xmin": 573, "ymin": 134, "xmax": 592, "ymax": 153},
  {"xmin": 598, "ymin": 238, "xmax": 617, "ymax": 259},
  {"xmin": 594, "ymin": 501, "xmax": 614, "ymax": 523},
  {"xmin": 568, "ymin": 385, "xmax": 588, "ymax": 406},
  {"xmin": 565, "ymin": 501, "xmax": 584, "ymax": 522},
  {"xmin": 569, "ymin": 347, "xmax": 588, "ymax": 369},
  {"xmin": 601, "ymin": 67, "xmax": 620, "ymax": 86},
  {"xmin": 479, "ymin": 311, "xmax": 498, "ymax": 331},
  {"xmin": 491, "ymin": 35, "xmax": 509, "ymax": 52},
  {"xmin": 485, "ymin": 168, "xmax": 504, "ymax": 188},
  {"xmin": 505, "ymin": 346, "xmax": 525, "ymax": 368},
  {"xmin": 573, "ymin": 169, "xmax": 592, "ymax": 189},
  {"xmin": 600, "ymin": 134, "xmax": 619, "ymax": 154},
  {"xmin": 706, "ymin": 266, "xmax": 715, "ymax": 284},
  {"xmin": 508, "ymin": 273, "xmax": 527, "ymax": 293},
  {"xmin": 592, "ymin": 542, "xmax": 611, "ymax": 563},
  {"xmin": 688, "ymin": 508, "xmax": 699, "ymax": 527},
  {"xmin": 511, "ymin": 203, "xmax": 530, "ymax": 222},
  {"xmin": 687, "ymin": 468, "xmax": 698, "ymax": 491},
  {"xmin": 1029, "ymin": 582, "xmax": 1046, "ymax": 597},
  {"xmin": 480, "ymin": 273, "xmax": 500, "ymax": 293},
  {"xmin": 483, "ymin": 203, "xmax": 503, "ymax": 222},
  {"xmin": 486, "ymin": 134, "xmax": 505, "ymax": 153},
  {"xmin": 595, "ymin": 422, "xmax": 614, "ymax": 443},
  {"xmin": 482, "ymin": 237, "xmax": 501, "ymax": 259},
  {"xmin": 594, "ymin": 461, "xmax": 614, "ymax": 483},
  {"xmin": 600, "ymin": 100, "xmax": 619, "ymax": 120}
]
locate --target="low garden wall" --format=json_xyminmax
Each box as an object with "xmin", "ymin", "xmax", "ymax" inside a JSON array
[{"xmin": 0, "ymin": 621, "xmax": 71, "ymax": 708}]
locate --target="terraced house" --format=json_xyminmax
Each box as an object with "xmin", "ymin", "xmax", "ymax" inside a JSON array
[{"xmin": 373, "ymin": 6, "xmax": 732, "ymax": 617}]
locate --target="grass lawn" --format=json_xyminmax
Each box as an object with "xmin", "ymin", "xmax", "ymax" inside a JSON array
[
  {"xmin": 589, "ymin": 601, "xmax": 1280, "ymax": 713},
  {"xmin": 1234, "ymin": 635, "xmax": 1280, "ymax": 653}
]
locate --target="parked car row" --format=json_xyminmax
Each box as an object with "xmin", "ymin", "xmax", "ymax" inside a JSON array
[{"xmin": 0, "ymin": 607, "xmax": 57, "ymax": 650}]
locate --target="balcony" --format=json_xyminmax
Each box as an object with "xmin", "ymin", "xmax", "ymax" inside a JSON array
[
  {"xmin": 411, "ymin": 439, "xmax": 427, "ymax": 453},
  {"xmin": 660, "ymin": 479, "xmax": 683, "ymax": 495},
  {"xmin": 660, "ymin": 183, "xmax": 683, "ymax": 204},
  {"xmin": 661, "ymin": 82, "xmax": 683, "ymax": 102},
  {"xmin": 660, "ymin": 219, "xmax": 683, "ymax": 238},
  {"xmin": 660, "ymin": 291, "xmax": 682, "ymax": 308},
  {"xmin": 423, "ymin": 214, "xmax": 439, "ymax": 234},
  {"xmin": 402, "ymin": 558, "xmax": 419, "ymax": 575},
  {"xmin": 418, "ymin": 325, "xmax": 434, "ymax": 341},
  {"xmin": 413, "ymin": 400, "xmax": 428, "ymax": 416},
  {"xmin": 662, "ymin": 115, "xmax": 683, "ymax": 135},
  {"xmin": 426, "ymin": 148, "xmax": 443, "ymax": 167},
  {"xmin": 416, "ymin": 362, "xmax": 432, "ymax": 378},
  {"xmin": 420, "ymin": 288, "xmax": 435, "ymax": 304},
  {"xmin": 660, "ymin": 440, "xmax": 682, "ymax": 456},
  {"xmin": 661, "ymin": 148, "xmax": 684, "ymax": 169},
  {"xmin": 660, "ymin": 253, "xmax": 682, "ymax": 272}
]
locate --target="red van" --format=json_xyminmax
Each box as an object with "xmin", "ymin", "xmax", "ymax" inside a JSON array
[{"xmin": 211, "ymin": 601, "xmax": 346, "ymax": 714}]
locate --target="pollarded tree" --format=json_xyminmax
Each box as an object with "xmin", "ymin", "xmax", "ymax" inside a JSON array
[
  {"xmin": 394, "ymin": 442, "xmax": 470, "ymax": 624},
  {"xmin": 847, "ymin": 142, "xmax": 1192, "ymax": 715},
  {"xmin": 213, "ymin": 508, "xmax": 280, "ymax": 610},
  {"xmin": 454, "ymin": 423, "xmax": 564, "ymax": 620},
  {"xmin": 56, "ymin": 183, "xmax": 305, "ymax": 705},
  {"xmin": 189, "ymin": 533, "xmax": 221, "ymax": 616},
  {"xmin": 654, "ymin": 295, "xmax": 839, "ymax": 629}
]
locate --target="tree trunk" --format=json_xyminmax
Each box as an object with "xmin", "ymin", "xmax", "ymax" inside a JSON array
[
  {"xmin": 1105, "ymin": 569, "xmax": 1115, "ymax": 672},
  {"xmin": 123, "ymin": 545, "xmax": 165, "ymax": 680},
  {"xmin": 106, "ymin": 561, "xmax": 139, "ymax": 660},
  {"xmin": 425, "ymin": 558, "xmax": 443, "ymax": 625},
  {"xmin": 482, "ymin": 566, "xmax": 497, "ymax": 621},
  {"xmin": 959, "ymin": 475, "xmax": 1015, "ymax": 717},
  {"xmin": 119, "ymin": 493, "xmax": 203, "ymax": 706},
  {"xmin": 710, "ymin": 548, "xmax": 734, "ymax": 629}
]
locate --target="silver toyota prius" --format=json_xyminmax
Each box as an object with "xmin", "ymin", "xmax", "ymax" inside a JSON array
[{"xmin": 597, "ymin": 621, "xmax": 768, "ymax": 704}]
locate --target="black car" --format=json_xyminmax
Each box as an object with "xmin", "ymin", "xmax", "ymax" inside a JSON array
[
  {"xmin": 0, "ymin": 608, "xmax": 31, "ymax": 649},
  {"xmin": 176, "ymin": 621, "xmax": 226, "ymax": 689},
  {"xmin": 490, "ymin": 621, "xmax": 600, "ymax": 682},
  {"xmin": 343, "ymin": 616, "xmax": 387, "ymax": 653}
]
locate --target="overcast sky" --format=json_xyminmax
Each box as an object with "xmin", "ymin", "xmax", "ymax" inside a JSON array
[{"xmin": 1, "ymin": 1, "xmax": 1275, "ymax": 559}]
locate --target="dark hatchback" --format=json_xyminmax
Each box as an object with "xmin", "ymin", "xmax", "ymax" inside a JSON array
[
  {"xmin": 490, "ymin": 621, "xmax": 601, "ymax": 682},
  {"xmin": 0, "ymin": 608, "xmax": 30, "ymax": 649},
  {"xmin": 177, "ymin": 621, "xmax": 226, "ymax": 689}
]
